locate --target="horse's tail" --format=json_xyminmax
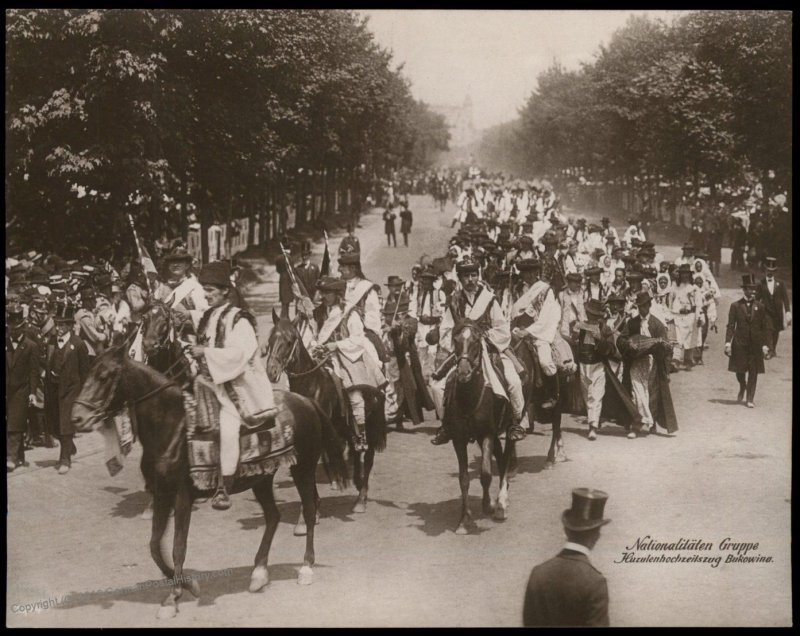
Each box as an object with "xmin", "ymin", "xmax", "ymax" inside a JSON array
[{"xmin": 312, "ymin": 401, "xmax": 350, "ymax": 490}]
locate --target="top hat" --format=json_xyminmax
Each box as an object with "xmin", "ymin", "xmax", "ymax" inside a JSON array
[
  {"xmin": 456, "ymin": 257, "xmax": 480, "ymax": 275},
  {"xmin": 681, "ymin": 243, "xmax": 695, "ymax": 251},
  {"xmin": 6, "ymin": 304, "xmax": 25, "ymax": 326},
  {"xmin": 338, "ymin": 251, "xmax": 361, "ymax": 266},
  {"xmin": 741, "ymin": 274, "xmax": 757, "ymax": 288},
  {"xmin": 635, "ymin": 291, "xmax": 652, "ymax": 307},
  {"xmin": 584, "ymin": 299, "xmax": 605, "ymax": 317},
  {"xmin": 765, "ymin": 256, "xmax": 778, "ymax": 271},
  {"xmin": 386, "ymin": 275, "xmax": 405, "ymax": 287},
  {"xmin": 198, "ymin": 261, "xmax": 231, "ymax": 288},
  {"xmin": 561, "ymin": 488, "xmax": 611, "ymax": 532},
  {"xmin": 316, "ymin": 276, "xmax": 346, "ymax": 294},
  {"xmin": 301, "ymin": 240, "xmax": 312, "ymax": 256}
]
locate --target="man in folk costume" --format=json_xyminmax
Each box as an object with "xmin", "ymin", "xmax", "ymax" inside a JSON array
[
  {"xmin": 405, "ymin": 264, "xmax": 422, "ymax": 304},
  {"xmin": 6, "ymin": 305, "xmax": 39, "ymax": 471},
  {"xmin": 157, "ymin": 244, "xmax": 208, "ymax": 329},
  {"xmin": 725, "ymin": 274, "xmax": 774, "ymax": 408},
  {"xmin": 381, "ymin": 296, "xmax": 434, "ymax": 428},
  {"xmin": 577, "ymin": 299, "xmax": 642, "ymax": 441},
  {"xmin": 309, "ymin": 277, "xmax": 387, "ymax": 451},
  {"xmin": 510, "ymin": 259, "xmax": 562, "ymax": 410},
  {"xmin": 189, "ymin": 261, "xmax": 277, "ymax": 510},
  {"xmin": 412, "ymin": 266, "xmax": 447, "ymax": 381},
  {"xmin": 540, "ymin": 232, "xmax": 566, "ymax": 296},
  {"xmin": 755, "ymin": 256, "xmax": 791, "ymax": 355},
  {"xmin": 618, "ymin": 292, "xmax": 677, "ymax": 437},
  {"xmin": 338, "ymin": 251, "xmax": 388, "ymax": 364},
  {"xmin": 45, "ymin": 301, "xmax": 91, "ymax": 474},
  {"xmin": 429, "ymin": 257, "xmax": 527, "ymax": 445},
  {"xmin": 623, "ymin": 271, "xmax": 645, "ymax": 320},
  {"xmin": 669, "ymin": 264, "xmax": 703, "ymax": 370},
  {"xmin": 75, "ymin": 285, "xmax": 108, "ymax": 359},
  {"xmin": 584, "ymin": 266, "xmax": 606, "ymax": 303},
  {"xmin": 559, "ymin": 272, "xmax": 587, "ymax": 340}
]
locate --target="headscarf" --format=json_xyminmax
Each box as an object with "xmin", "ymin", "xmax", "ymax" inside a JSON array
[
  {"xmin": 654, "ymin": 273, "xmax": 672, "ymax": 299},
  {"xmin": 692, "ymin": 258, "xmax": 720, "ymax": 300}
]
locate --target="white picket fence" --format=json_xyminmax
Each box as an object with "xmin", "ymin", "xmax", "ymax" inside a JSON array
[{"xmin": 187, "ymin": 217, "xmax": 252, "ymax": 263}]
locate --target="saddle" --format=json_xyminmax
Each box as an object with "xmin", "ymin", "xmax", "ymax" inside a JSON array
[{"xmin": 184, "ymin": 378, "xmax": 296, "ymax": 492}]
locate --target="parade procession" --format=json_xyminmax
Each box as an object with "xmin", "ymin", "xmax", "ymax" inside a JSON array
[{"xmin": 6, "ymin": 9, "xmax": 792, "ymax": 629}]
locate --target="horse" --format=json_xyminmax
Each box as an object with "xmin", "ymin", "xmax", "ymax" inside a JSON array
[
  {"xmin": 71, "ymin": 345, "xmax": 349, "ymax": 619},
  {"xmin": 446, "ymin": 319, "xmax": 515, "ymax": 534},
  {"xmin": 264, "ymin": 310, "xmax": 387, "ymax": 515},
  {"xmin": 510, "ymin": 335, "xmax": 567, "ymax": 469}
]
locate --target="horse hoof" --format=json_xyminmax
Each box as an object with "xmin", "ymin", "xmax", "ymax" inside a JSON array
[
  {"xmin": 557, "ymin": 453, "xmax": 568, "ymax": 463},
  {"xmin": 454, "ymin": 525, "xmax": 470, "ymax": 535},
  {"xmin": 157, "ymin": 604, "xmax": 178, "ymax": 620},
  {"xmin": 249, "ymin": 566, "xmax": 269, "ymax": 592},
  {"xmin": 352, "ymin": 500, "xmax": 367, "ymax": 514},
  {"xmin": 294, "ymin": 523, "xmax": 307, "ymax": 537},
  {"xmin": 493, "ymin": 507, "xmax": 508, "ymax": 521},
  {"xmin": 482, "ymin": 502, "xmax": 495, "ymax": 516},
  {"xmin": 297, "ymin": 565, "xmax": 314, "ymax": 586}
]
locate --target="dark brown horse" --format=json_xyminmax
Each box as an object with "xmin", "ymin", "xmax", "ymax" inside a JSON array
[
  {"xmin": 264, "ymin": 311, "xmax": 387, "ymax": 514},
  {"xmin": 71, "ymin": 346, "xmax": 348, "ymax": 619},
  {"xmin": 510, "ymin": 335, "xmax": 567, "ymax": 469},
  {"xmin": 447, "ymin": 319, "xmax": 515, "ymax": 534}
]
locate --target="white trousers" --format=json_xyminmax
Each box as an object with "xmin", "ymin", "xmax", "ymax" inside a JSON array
[
  {"xmin": 348, "ymin": 390, "xmax": 366, "ymax": 430},
  {"xmin": 384, "ymin": 381, "xmax": 399, "ymax": 421},
  {"xmin": 630, "ymin": 356, "xmax": 654, "ymax": 426},
  {"xmin": 579, "ymin": 362, "xmax": 606, "ymax": 428},
  {"xmin": 534, "ymin": 339, "xmax": 557, "ymax": 376},
  {"xmin": 218, "ymin": 397, "xmax": 241, "ymax": 477}
]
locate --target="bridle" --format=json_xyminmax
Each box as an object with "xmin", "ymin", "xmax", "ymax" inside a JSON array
[
  {"xmin": 266, "ymin": 327, "xmax": 330, "ymax": 378},
  {"xmin": 455, "ymin": 325, "xmax": 482, "ymax": 379}
]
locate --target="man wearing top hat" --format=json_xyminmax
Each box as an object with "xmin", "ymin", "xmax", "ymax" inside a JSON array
[
  {"xmin": 45, "ymin": 301, "xmax": 91, "ymax": 474},
  {"xmin": 6, "ymin": 305, "xmax": 40, "ymax": 471},
  {"xmin": 523, "ymin": 488, "xmax": 610, "ymax": 627},
  {"xmin": 725, "ymin": 274, "xmax": 774, "ymax": 408},
  {"xmin": 294, "ymin": 240, "xmax": 320, "ymax": 302},
  {"xmin": 755, "ymin": 257, "xmax": 791, "ymax": 355},
  {"xmin": 674, "ymin": 243, "xmax": 696, "ymax": 268}
]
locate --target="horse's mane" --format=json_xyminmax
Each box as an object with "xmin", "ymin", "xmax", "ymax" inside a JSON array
[{"xmin": 453, "ymin": 317, "xmax": 484, "ymax": 339}]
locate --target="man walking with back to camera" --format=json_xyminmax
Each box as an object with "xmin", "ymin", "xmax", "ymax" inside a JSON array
[{"xmin": 523, "ymin": 488, "xmax": 611, "ymax": 627}]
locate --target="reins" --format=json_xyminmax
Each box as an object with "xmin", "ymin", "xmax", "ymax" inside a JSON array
[{"xmin": 267, "ymin": 326, "xmax": 331, "ymax": 378}]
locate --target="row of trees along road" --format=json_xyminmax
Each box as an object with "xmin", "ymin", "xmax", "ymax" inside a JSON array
[
  {"xmin": 476, "ymin": 11, "xmax": 791, "ymax": 198},
  {"xmin": 6, "ymin": 9, "xmax": 450, "ymax": 262}
]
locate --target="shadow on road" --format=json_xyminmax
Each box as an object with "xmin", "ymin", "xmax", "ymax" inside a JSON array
[
  {"xmin": 404, "ymin": 497, "xmax": 492, "ymax": 537},
  {"xmin": 708, "ymin": 398, "xmax": 743, "ymax": 406},
  {"xmin": 110, "ymin": 490, "xmax": 152, "ymax": 519},
  {"xmin": 55, "ymin": 562, "xmax": 327, "ymax": 613}
]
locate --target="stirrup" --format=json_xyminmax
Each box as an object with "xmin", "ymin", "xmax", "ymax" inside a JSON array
[{"xmin": 354, "ymin": 433, "xmax": 368, "ymax": 452}]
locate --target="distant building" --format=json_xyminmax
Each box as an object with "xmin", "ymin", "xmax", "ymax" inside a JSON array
[{"xmin": 430, "ymin": 95, "xmax": 477, "ymax": 149}]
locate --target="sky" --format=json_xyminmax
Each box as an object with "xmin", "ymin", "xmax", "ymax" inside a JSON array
[{"xmin": 360, "ymin": 10, "xmax": 684, "ymax": 131}]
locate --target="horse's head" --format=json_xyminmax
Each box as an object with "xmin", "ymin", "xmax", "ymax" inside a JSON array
[
  {"xmin": 72, "ymin": 345, "xmax": 127, "ymax": 432},
  {"xmin": 453, "ymin": 319, "xmax": 483, "ymax": 384},
  {"xmin": 264, "ymin": 308, "xmax": 301, "ymax": 383},
  {"xmin": 141, "ymin": 301, "xmax": 173, "ymax": 358}
]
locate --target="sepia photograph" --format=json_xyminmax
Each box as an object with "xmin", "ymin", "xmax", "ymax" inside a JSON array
[{"xmin": 5, "ymin": 8, "xmax": 792, "ymax": 627}]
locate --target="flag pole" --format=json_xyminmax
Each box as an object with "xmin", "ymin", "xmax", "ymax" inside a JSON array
[{"xmin": 128, "ymin": 213, "xmax": 152, "ymax": 295}]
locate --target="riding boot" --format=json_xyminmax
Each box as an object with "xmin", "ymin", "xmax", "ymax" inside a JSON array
[
  {"xmin": 212, "ymin": 475, "xmax": 235, "ymax": 511},
  {"xmin": 540, "ymin": 374, "xmax": 560, "ymax": 410},
  {"xmin": 431, "ymin": 422, "xmax": 452, "ymax": 445}
]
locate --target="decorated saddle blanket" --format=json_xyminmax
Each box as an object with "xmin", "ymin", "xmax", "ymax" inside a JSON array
[{"xmin": 184, "ymin": 377, "xmax": 296, "ymax": 492}]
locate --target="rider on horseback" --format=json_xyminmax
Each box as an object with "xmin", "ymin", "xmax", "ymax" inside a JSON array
[
  {"xmin": 190, "ymin": 261, "xmax": 277, "ymax": 511},
  {"xmin": 510, "ymin": 259, "xmax": 563, "ymax": 410},
  {"xmin": 308, "ymin": 276, "xmax": 387, "ymax": 452},
  {"xmin": 157, "ymin": 244, "xmax": 208, "ymax": 333},
  {"xmin": 429, "ymin": 256, "xmax": 527, "ymax": 445}
]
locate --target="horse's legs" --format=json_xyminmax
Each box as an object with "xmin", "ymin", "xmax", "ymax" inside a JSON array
[
  {"xmin": 480, "ymin": 436, "xmax": 495, "ymax": 516},
  {"xmin": 291, "ymin": 461, "xmax": 319, "ymax": 586},
  {"xmin": 494, "ymin": 436, "xmax": 513, "ymax": 521},
  {"xmin": 554, "ymin": 405, "xmax": 567, "ymax": 462},
  {"xmin": 453, "ymin": 440, "xmax": 472, "ymax": 535},
  {"xmin": 353, "ymin": 447, "xmax": 374, "ymax": 514},
  {"xmin": 352, "ymin": 445, "xmax": 363, "ymax": 493},
  {"xmin": 156, "ymin": 477, "xmax": 196, "ymax": 619},
  {"xmin": 248, "ymin": 474, "xmax": 278, "ymax": 593}
]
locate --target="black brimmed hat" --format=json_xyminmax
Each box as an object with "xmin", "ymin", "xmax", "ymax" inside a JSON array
[
  {"xmin": 635, "ymin": 291, "xmax": 652, "ymax": 307},
  {"xmin": 516, "ymin": 258, "xmax": 540, "ymax": 272},
  {"xmin": 316, "ymin": 276, "xmax": 346, "ymax": 294},
  {"xmin": 741, "ymin": 274, "xmax": 757, "ymax": 289},
  {"xmin": 566, "ymin": 272, "xmax": 583, "ymax": 283},
  {"xmin": 386, "ymin": 275, "xmax": 405, "ymax": 287},
  {"xmin": 338, "ymin": 252, "xmax": 361, "ymax": 266},
  {"xmin": 585, "ymin": 266, "xmax": 603, "ymax": 277},
  {"xmin": 163, "ymin": 245, "xmax": 194, "ymax": 263},
  {"xmin": 584, "ymin": 299, "xmax": 605, "ymax": 317},
  {"xmin": 456, "ymin": 257, "xmax": 480, "ymax": 275},
  {"xmin": 198, "ymin": 261, "xmax": 231, "ymax": 288}
]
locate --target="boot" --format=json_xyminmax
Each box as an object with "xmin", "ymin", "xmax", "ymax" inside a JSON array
[
  {"xmin": 431, "ymin": 424, "xmax": 451, "ymax": 446},
  {"xmin": 212, "ymin": 475, "xmax": 235, "ymax": 511},
  {"xmin": 540, "ymin": 374, "xmax": 559, "ymax": 410}
]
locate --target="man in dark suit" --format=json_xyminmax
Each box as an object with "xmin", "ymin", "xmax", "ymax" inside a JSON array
[
  {"xmin": 523, "ymin": 488, "xmax": 611, "ymax": 627},
  {"xmin": 294, "ymin": 240, "xmax": 320, "ymax": 302},
  {"xmin": 755, "ymin": 256, "xmax": 791, "ymax": 355},
  {"xmin": 6, "ymin": 305, "xmax": 40, "ymax": 472},
  {"xmin": 45, "ymin": 301, "xmax": 91, "ymax": 474},
  {"xmin": 725, "ymin": 274, "xmax": 773, "ymax": 408}
]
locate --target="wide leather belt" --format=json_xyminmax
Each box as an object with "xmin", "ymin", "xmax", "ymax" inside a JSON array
[{"xmin": 419, "ymin": 316, "xmax": 441, "ymax": 325}]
